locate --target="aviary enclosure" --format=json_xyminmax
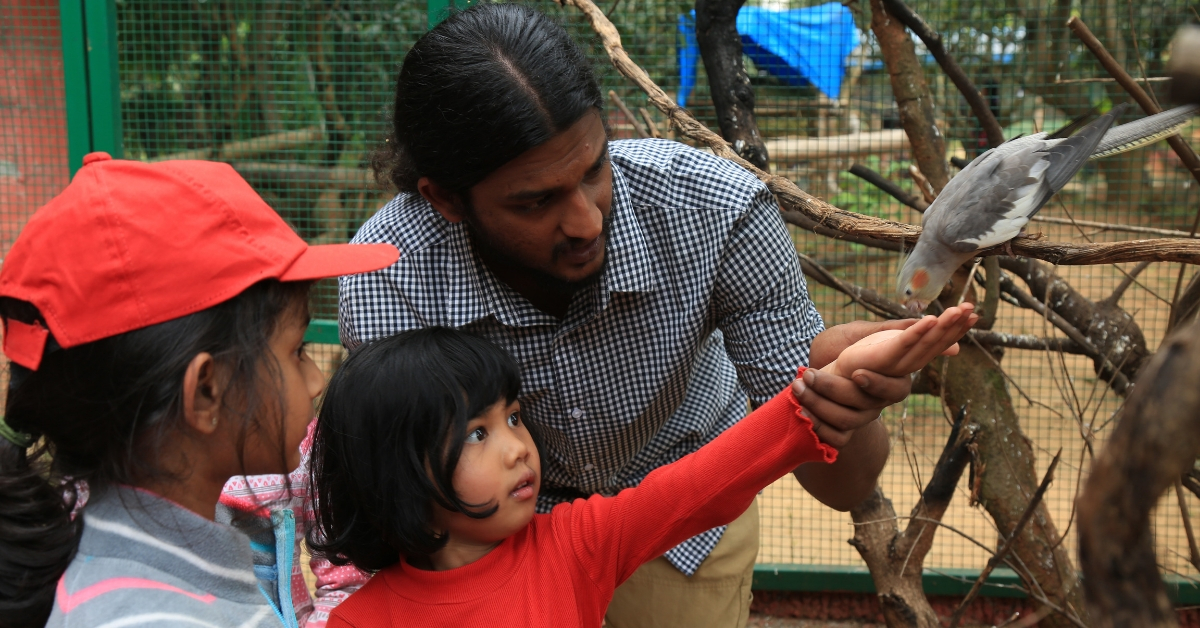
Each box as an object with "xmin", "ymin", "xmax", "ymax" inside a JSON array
[{"xmin": 3, "ymin": 0, "xmax": 1200, "ymax": 626}]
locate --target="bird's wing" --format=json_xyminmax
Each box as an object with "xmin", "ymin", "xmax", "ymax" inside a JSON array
[
  {"xmin": 924, "ymin": 105, "xmax": 1125, "ymax": 251},
  {"xmin": 928, "ymin": 145, "xmax": 1052, "ymax": 251}
]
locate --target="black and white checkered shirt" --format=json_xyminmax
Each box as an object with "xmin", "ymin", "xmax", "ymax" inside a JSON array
[{"xmin": 339, "ymin": 139, "xmax": 825, "ymax": 575}]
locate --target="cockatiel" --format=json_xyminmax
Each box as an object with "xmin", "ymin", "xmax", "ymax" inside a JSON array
[{"xmin": 896, "ymin": 103, "xmax": 1196, "ymax": 312}]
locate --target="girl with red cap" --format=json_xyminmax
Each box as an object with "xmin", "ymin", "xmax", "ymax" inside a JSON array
[{"xmin": 0, "ymin": 152, "xmax": 397, "ymax": 628}]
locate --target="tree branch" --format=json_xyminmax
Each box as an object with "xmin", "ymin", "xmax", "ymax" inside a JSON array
[
  {"xmin": 607, "ymin": 90, "xmax": 649, "ymax": 138},
  {"xmin": 880, "ymin": 0, "xmax": 1005, "ymax": 148},
  {"xmin": 564, "ymin": 0, "xmax": 1200, "ymax": 265},
  {"xmin": 998, "ymin": 273, "xmax": 1132, "ymax": 395},
  {"xmin": 948, "ymin": 450, "xmax": 1062, "ymax": 628}
]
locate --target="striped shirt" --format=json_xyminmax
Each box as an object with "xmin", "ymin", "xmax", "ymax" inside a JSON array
[
  {"xmin": 47, "ymin": 486, "xmax": 289, "ymax": 628},
  {"xmin": 339, "ymin": 139, "xmax": 824, "ymax": 575}
]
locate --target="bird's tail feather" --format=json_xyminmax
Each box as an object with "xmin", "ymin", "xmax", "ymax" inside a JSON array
[
  {"xmin": 1041, "ymin": 103, "xmax": 1128, "ymax": 191},
  {"xmin": 1091, "ymin": 104, "xmax": 1199, "ymax": 159}
]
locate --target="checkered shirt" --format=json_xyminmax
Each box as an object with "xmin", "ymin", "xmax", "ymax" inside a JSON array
[{"xmin": 339, "ymin": 138, "xmax": 825, "ymax": 576}]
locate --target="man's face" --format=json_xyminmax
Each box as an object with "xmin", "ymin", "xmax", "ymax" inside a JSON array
[{"xmin": 461, "ymin": 110, "xmax": 613, "ymax": 286}]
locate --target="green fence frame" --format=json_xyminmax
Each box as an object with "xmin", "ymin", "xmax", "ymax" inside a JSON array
[{"xmin": 54, "ymin": 0, "xmax": 1200, "ymax": 606}]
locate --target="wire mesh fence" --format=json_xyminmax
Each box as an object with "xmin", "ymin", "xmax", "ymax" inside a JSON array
[{"xmin": 3, "ymin": 0, "xmax": 1199, "ymax": 587}]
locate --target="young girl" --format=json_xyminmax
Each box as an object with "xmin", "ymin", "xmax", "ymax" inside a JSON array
[
  {"xmin": 0, "ymin": 152, "xmax": 397, "ymax": 628},
  {"xmin": 309, "ymin": 305, "xmax": 975, "ymax": 627}
]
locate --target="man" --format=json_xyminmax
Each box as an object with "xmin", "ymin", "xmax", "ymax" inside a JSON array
[{"xmin": 340, "ymin": 4, "xmax": 931, "ymax": 626}]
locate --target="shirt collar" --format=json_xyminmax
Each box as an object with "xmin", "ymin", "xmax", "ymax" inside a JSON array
[{"xmin": 445, "ymin": 158, "xmax": 660, "ymax": 329}]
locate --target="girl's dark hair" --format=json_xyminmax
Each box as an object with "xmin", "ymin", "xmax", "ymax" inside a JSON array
[
  {"xmin": 308, "ymin": 327, "xmax": 521, "ymax": 572},
  {"xmin": 0, "ymin": 279, "xmax": 309, "ymax": 627},
  {"xmin": 371, "ymin": 3, "xmax": 604, "ymax": 195}
]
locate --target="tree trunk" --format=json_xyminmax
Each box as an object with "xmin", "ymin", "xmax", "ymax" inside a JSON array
[
  {"xmin": 849, "ymin": 412, "xmax": 978, "ymax": 628},
  {"xmin": 940, "ymin": 343, "xmax": 1089, "ymax": 628},
  {"xmin": 868, "ymin": 0, "xmax": 949, "ymax": 192},
  {"xmin": 695, "ymin": 0, "xmax": 769, "ymax": 169}
]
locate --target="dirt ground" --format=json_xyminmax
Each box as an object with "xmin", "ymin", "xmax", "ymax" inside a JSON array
[{"xmin": 747, "ymin": 616, "xmax": 881, "ymax": 628}]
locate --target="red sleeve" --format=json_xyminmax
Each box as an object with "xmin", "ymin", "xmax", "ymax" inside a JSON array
[{"xmin": 553, "ymin": 367, "xmax": 836, "ymax": 590}]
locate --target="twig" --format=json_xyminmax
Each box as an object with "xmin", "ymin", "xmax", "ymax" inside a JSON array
[
  {"xmin": 908, "ymin": 164, "xmax": 936, "ymax": 204},
  {"xmin": 1103, "ymin": 261, "xmax": 1152, "ymax": 306},
  {"xmin": 607, "ymin": 90, "xmax": 648, "ymax": 138},
  {"xmin": 564, "ymin": 0, "xmax": 1200, "ymax": 267},
  {"xmin": 1176, "ymin": 479, "xmax": 1200, "ymax": 573},
  {"xmin": 847, "ymin": 163, "xmax": 928, "ymax": 212},
  {"xmin": 880, "ymin": 0, "xmax": 1004, "ymax": 148},
  {"xmin": 637, "ymin": 107, "xmax": 662, "ymax": 138},
  {"xmin": 947, "ymin": 450, "xmax": 1063, "ymax": 628}
]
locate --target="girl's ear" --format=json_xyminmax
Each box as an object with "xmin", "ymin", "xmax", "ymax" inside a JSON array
[{"xmin": 182, "ymin": 352, "xmax": 223, "ymax": 435}]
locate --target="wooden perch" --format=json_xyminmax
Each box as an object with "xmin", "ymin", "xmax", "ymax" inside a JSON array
[
  {"xmin": 1078, "ymin": 318, "xmax": 1200, "ymax": 627},
  {"xmin": 154, "ymin": 127, "xmax": 324, "ymax": 162},
  {"xmin": 559, "ymin": 0, "xmax": 1200, "ymax": 266}
]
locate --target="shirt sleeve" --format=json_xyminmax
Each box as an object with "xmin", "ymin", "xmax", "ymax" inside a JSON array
[
  {"xmin": 712, "ymin": 185, "xmax": 825, "ymax": 408},
  {"xmin": 552, "ymin": 371, "xmax": 836, "ymax": 590}
]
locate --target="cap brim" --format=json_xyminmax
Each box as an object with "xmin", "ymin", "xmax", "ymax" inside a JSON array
[{"xmin": 279, "ymin": 243, "xmax": 399, "ymax": 282}]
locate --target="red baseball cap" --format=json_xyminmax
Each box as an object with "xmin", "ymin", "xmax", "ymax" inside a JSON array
[{"xmin": 0, "ymin": 152, "xmax": 399, "ymax": 370}]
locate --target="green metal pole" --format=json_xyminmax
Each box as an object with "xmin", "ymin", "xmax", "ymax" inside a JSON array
[
  {"xmin": 83, "ymin": 0, "xmax": 122, "ymax": 158},
  {"xmin": 60, "ymin": 0, "xmax": 91, "ymax": 176}
]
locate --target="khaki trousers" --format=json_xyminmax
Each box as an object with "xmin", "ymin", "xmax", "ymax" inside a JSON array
[{"xmin": 604, "ymin": 498, "xmax": 758, "ymax": 628}]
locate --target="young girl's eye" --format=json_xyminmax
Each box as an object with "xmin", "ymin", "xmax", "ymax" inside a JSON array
[
  {"xmin": 507, "ymin": 412, "xmax": 520, "ymax": 428},
  {"xmin": 465, "ymin": 427, "xmax": 487, "ymax": 444},
  {"xmin": 296, "ymin": 342, "xmax": 309, "ymax": 359}
]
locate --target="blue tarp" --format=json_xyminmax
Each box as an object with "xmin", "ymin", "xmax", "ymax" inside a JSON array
[{"xmin": 677, "ymin": 3, "xmax": 860, "ymax": 108}]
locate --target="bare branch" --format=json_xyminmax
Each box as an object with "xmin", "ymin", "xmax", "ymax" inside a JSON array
[
  {"xmin": 607, "ymin": 90, "xmax": 648, "ymax": 138},
  {"xmin": 1103, "ymin": 261, "xmax": 1152, "ymax": 307},
  {"xmin": 880, "ymin": 0, "xmax": 1005, "ymax": 148},
  {"xmin": 848, "ymin": 163, "xmax": 928, "ymax": 212},
  {"xmin": 948, "ymin": 450, "xmax": 1063, "ymax": 628},
  {"xmin": 637, "ymin": 107, "xmax": 662, "ymax": 138}
]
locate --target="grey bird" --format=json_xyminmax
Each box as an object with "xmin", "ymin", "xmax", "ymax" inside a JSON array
[{"xmin": 896, "ymin": 103, "xmax": 1197, "ymax": 312}]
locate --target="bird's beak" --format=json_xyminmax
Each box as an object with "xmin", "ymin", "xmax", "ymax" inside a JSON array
[{"xmin": 905, "ymin": 300, "xmax": 927, "ymax": 314}]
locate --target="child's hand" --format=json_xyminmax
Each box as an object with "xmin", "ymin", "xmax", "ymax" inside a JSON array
[{"xmin": 825, "ymin": 304, "xmax": 978, "ymax": 379}]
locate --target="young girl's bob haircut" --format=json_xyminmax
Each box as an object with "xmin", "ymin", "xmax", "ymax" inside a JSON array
[{"xmin": 308, "ymin": 327, "xmax": 522, "ymax": 571}]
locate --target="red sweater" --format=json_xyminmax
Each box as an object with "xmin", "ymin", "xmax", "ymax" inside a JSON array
[{"xmin": 328, "ymin": 370, "xmax": 836, "ymax": 628}]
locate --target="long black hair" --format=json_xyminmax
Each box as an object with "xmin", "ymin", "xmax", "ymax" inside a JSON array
[
  {"xmin": 371, "ymin": 3, "xmax": 604, "ymax": 196},
  {"xmin": 0, "ymin": 279, "xmax": 309, "ymax": 627},
  {"xmin": 307, "ymin": 327, "xmax": 522, "ymax": 572}
]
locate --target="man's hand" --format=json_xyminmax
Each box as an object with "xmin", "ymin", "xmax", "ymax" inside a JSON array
[
  {"xmin": 797, "ymin": 305, "xmax": 976, "ymax": 449},
  {"xmin": 791, "ymin": 306, "xmax": 977, "ymax": 511}
]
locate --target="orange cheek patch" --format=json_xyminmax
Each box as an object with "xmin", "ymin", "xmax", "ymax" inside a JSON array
[{"xmin": 912, "ymin": 270, "xmax": 929, "ymax": 290}]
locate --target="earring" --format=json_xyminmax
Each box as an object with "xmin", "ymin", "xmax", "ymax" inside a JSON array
[{"xmin": 211, "ymin": 416, "xmax": 218, "ymax": 427}]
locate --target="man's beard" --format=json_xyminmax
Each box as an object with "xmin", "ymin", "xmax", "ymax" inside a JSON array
[{"xmin": 463, "ymin": 207, "xmax": 613, "ymax": 298}]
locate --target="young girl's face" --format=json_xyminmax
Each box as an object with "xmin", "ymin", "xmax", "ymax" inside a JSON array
[
  {"xmin": 434, "ymin": 399, "xmax": 541, "ymax": 545},
  {"xmin": 238, "ymin": 307, "xmax": 326, "ymax": 475}
]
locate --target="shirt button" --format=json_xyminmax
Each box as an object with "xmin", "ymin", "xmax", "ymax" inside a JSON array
[
  {"xmin": 583, "ymin": 463, "xmax": 595, "ymax": 471},
  {"xmin": 570, "ymin": 408, "xmax": 584, "ymax": 419}
]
